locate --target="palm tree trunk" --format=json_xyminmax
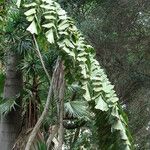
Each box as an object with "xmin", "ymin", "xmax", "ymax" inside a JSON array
[{"xmin": 0, "ymin": 51, "xmax": 23, "ymax": 150}]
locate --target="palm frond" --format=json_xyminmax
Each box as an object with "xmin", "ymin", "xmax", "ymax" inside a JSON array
[
  {"xmin": 64, "ymin": 101, "xmax": 90, "ymax": 120},
  {"xmin": 0, "ymin": 98, "xmax": 19, "ymax": 115}
]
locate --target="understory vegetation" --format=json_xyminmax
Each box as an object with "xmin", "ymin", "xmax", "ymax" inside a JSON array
[{"xmin": 0, "ymin": 0, "xmax": 149, "ymax": 150}]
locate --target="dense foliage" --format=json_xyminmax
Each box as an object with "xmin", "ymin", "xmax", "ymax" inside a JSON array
[
  {"xmin": 59, "ymin": 0, "xmax": 150, "ymax": 149},
  {"xmin": 1, "ymin": 0, "xmax": 149, "ymax": 150}
]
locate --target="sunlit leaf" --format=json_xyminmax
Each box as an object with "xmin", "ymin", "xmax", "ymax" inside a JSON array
[
  {"xmin": 95, "ymin": 96, "xmax": 108, "ymax": 111},
  {"xmin": 112, "ymin": 120, "xmax": 124, "ymax": 131},
  {"xmin": 16, "ymin": 0, "xmax": 22, "ymax": 8},
  {"xmin": 24, "ymin": 2, "xmax": 37, "ymax": 8},
  {"xmin": 82, "ymin": 84, "xmax": 91, "ymax": 101},
  {"xmin": 26, "ymin": 20, "xmax": 38, "ymax": 34},
  {"xmin": 26, "ymin": 16, "xmax": 34, "ymax": 22},
  {"xmin": 46, "ymin": 29, "xmax": 54, "ymax": 43},
  {"xmin": 24, "ymin": 8, "xmax": 36, "ymax": 16},
  {"xmin": 42, "ymin": 23, "xmax": 55, "ymax": 29}
]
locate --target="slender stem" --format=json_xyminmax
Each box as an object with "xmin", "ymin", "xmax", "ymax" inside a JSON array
[
  {"xmin": 25, "ymin": 83, "xmax": 53, "ymax": 150},
  {"xmin": 57, "ymin": 61, "xmax": 65, "ymax": 150},
  {"xmin": 33, "ymin": 35, "xmax": 51, "ymax": 82},
  {"xmin": 46, "ymin": 125, "xmax": 59, "ymax": 150},
  {"xmin": 25, "ymin": 59, "xmax": 60, "ymax": 150}
]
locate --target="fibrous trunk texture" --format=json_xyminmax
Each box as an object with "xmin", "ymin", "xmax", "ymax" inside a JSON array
[{"xmin": 0, "ymin": 52, "xmax": 23, "ymax": 150}]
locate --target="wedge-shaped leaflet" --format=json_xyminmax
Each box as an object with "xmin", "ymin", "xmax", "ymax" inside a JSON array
[
  {"xmin": 95, "ymin": 96, "xmax": 109, "ymax": 111},
  {"xmin": 112, "ymin": 119, "xmax": 124, "ymax": 131},
  {"xmin": 42, "ymin": 23, "xmax": 55, "ymax": 29},
  {"xmin": 46, "ymin": 29, "xmax": 54, "ymax": 43},
  {"xmin": 24, "ymin": 3, "xmax": 37, "ymax": 8},
  {"xmin": 64, "ymin": 39, "xmax": 75, "ymax": 48},
  {"xmin": 27, "ymin": 20, "xmax": 38, "ymax": 34},
  {"xmin": 58, "ymin": 20, "xmax": 69, "ymax": 31},
  {"xmin": 24, "ymin": 8, "xmax": 36, "ymax": 16},
  {"xmin": 62, "ymin": 46, "xmax": 75, "ymax": 59},
  {"xmin": 26, "ymin": 16, "xmax": 34, "ymax": 22},
  {"xmin": 16, "ymin": 0, "xmax": 22, "ymax": 8},
  {"xmin": 82, "ymin": 84, "xmax": 91, "ymax": 101}
]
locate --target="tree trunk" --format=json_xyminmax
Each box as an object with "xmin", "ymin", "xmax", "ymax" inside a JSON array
[{"xmin": 0, "ymin": 51, "xmax": 23, "ymax": 150}]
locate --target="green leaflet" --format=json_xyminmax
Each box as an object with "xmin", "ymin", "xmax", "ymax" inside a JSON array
[
  {"xmin": 0, "ymin": 98, "xmax": 18, "ymax": 115},
  {"xmin": 24, "ymin": 8, "xmax": 36, "ymax": 16},
  {"xmin": 95, "ymin": 96, "xmax": 109, "ymax": 111},
  {"xmin": 120, "ymin": 131, "xmax": 128, "ymax": 140},
  {"xmin": 40, "ymin": 5, "xmax": 56, "ymax": 10},
  {"xmin": 82, "ymin": 84, "xmax": 91, "ymax": 101},
  {"xmin": 41, "ymin": 0, "xmax": 53, "ymax": 5},
  {"xmin": 58, "ymin": 22, "xmax": 69, "ymax": 31},
  {"xmin": 57, "ymin": 9, "xmax": 66, "ymax": 16},
  {"xmin": 45, "ymin": 29, "xmax": 54, "ymax": 43},
  {"xmin": 62, "ymin": 46, "xmax": 75, "ymax": 59},
  {"xmin": 16, "ymin": 0, "xmax": 22, "ymax": 8},
  {"xmin": 63, "ymin": 39, "xmax": 75, "ymax": 48},
  {"xmin": 111, "ymin": 106, "xmax": 119, "ymax": 119},
  {"xmin": 80, "ymin": 64, "xmax": 87, "ymax": 79},
  {"xmin": 26, "ymin": 16, "xmax": 34, "ymax": 22},
  {"xmin": 24, "ymin": 3, "xmax": 37, "ymax": 8},
  {"xmin": 44, "ymin": 15, "xmax": 56, "ymax": 20},
  {"xmin": 102, "ymin": 82, "xmax": 114, "ymax": 93},
  {"xmin": 42, "ymin": 23, "xmax": 55, "ymax": 28},
  {"xmin": 27, "ymin": 20, "xmax": 38, "ymax": 34},
  {"xmin": 112, "ymin": 119, "xmax": 124, "ymax": 131}
]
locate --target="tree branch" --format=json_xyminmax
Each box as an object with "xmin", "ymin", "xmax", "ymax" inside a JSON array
[
  {"xmin": 57, "ymin": 61, "xmax": 65, "ymax": 150},
  {"xmin": 33, "ymin": 35, "xmax": 51, "ymax": 82},
  {"xmin": 46, "ymin": 125, "xmax": 59, "ymax": 150},
  {"xmin": 25, "ymin": 59, "xmax": 60, "ymax": 150}
]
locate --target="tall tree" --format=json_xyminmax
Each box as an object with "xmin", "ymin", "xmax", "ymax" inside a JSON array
[{"xmin": 0, "ymin": 52, "xmax": 23, "ymax": 150}]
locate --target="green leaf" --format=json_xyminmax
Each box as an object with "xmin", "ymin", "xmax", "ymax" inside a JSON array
[
  {"xmin": 95, "ymin": 96, "xmax": 108, "ymax": 111},
  {"xmin": 57, "ymin": 9, "xmax": 66, "ymax": 16},
  {"xmin": 0, "ymin": 98, "xmax": 18, "ymax": 115},
  {"xmin": 44, "ymin": 15, "xmax": 56, "ymax": 20},
  {"xmin": 24, "ymin": 8, "xmax": 36, "ymax": 16},
  {"xmin": 64, "ymin": 39, "xmax": 75, "ymax": 48},
  {"xmin": 26, "ymin": 16, "xmax": 34, "ymax": 22},
  {"xmin": 42, "ymin": 23, "xmax": 55, "ymax": 29},
  {"xmin": 62, "ymin": 46, "xmax": 75, "ymax": 59},
  {"xmin": 16, "ymin": 0, "xmax": 22, "ymax": 8},
  {"xmin": 46, "ymin": 29, "xmax": 54, "ymax": 43},
  {"xmin": 24, "ymin": 3, "xmax": 37, "ymax": 8},
  {"xmin": 120, "ymin": 131, "xmax": 128, "ymax": 140},
  {"xmin": 59, "ymin": 15, "xmax": 67, "ymax": 20},
  {"xmin": 58, "ymin": 21, "xmax": 69, "ymax": 31},
  {"xmin": 112, "ymin": 120, "xmax": 124, "ymax": 131},
  {"xmin": 125, "ymin": 146, "xmax": 131, "ymax": 150},
  {"xmin": 59, "ymin": 31, "xmax": 68, "ymax": 36},
  {"xmin": 82, "ymin": 84, "xmax": 91, "ymax": 101},
  {"xmin": 26, "ymin": 20, "xmax": 38, "ymax": 34},
  {"xmin": 109, "ymin": 96, "xmax": 119, "ymax": 103},
  {"xmin": 77, "ymin": 57, "xmax": 87, "ymax": 62},
  {"xmin": 64, "ymin": 101, "xmax": 89, "ymax": 119},
  {"xmin": 111, "ymin": 106, "xmax": 119, "ymax": 119},
  {"xmin": 102, "ymin": 82, "xmax": 114, "ymax": 93},
  {"xmin": 40, "ymin": 4, "xmax": 55, "ymax": 10}
]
